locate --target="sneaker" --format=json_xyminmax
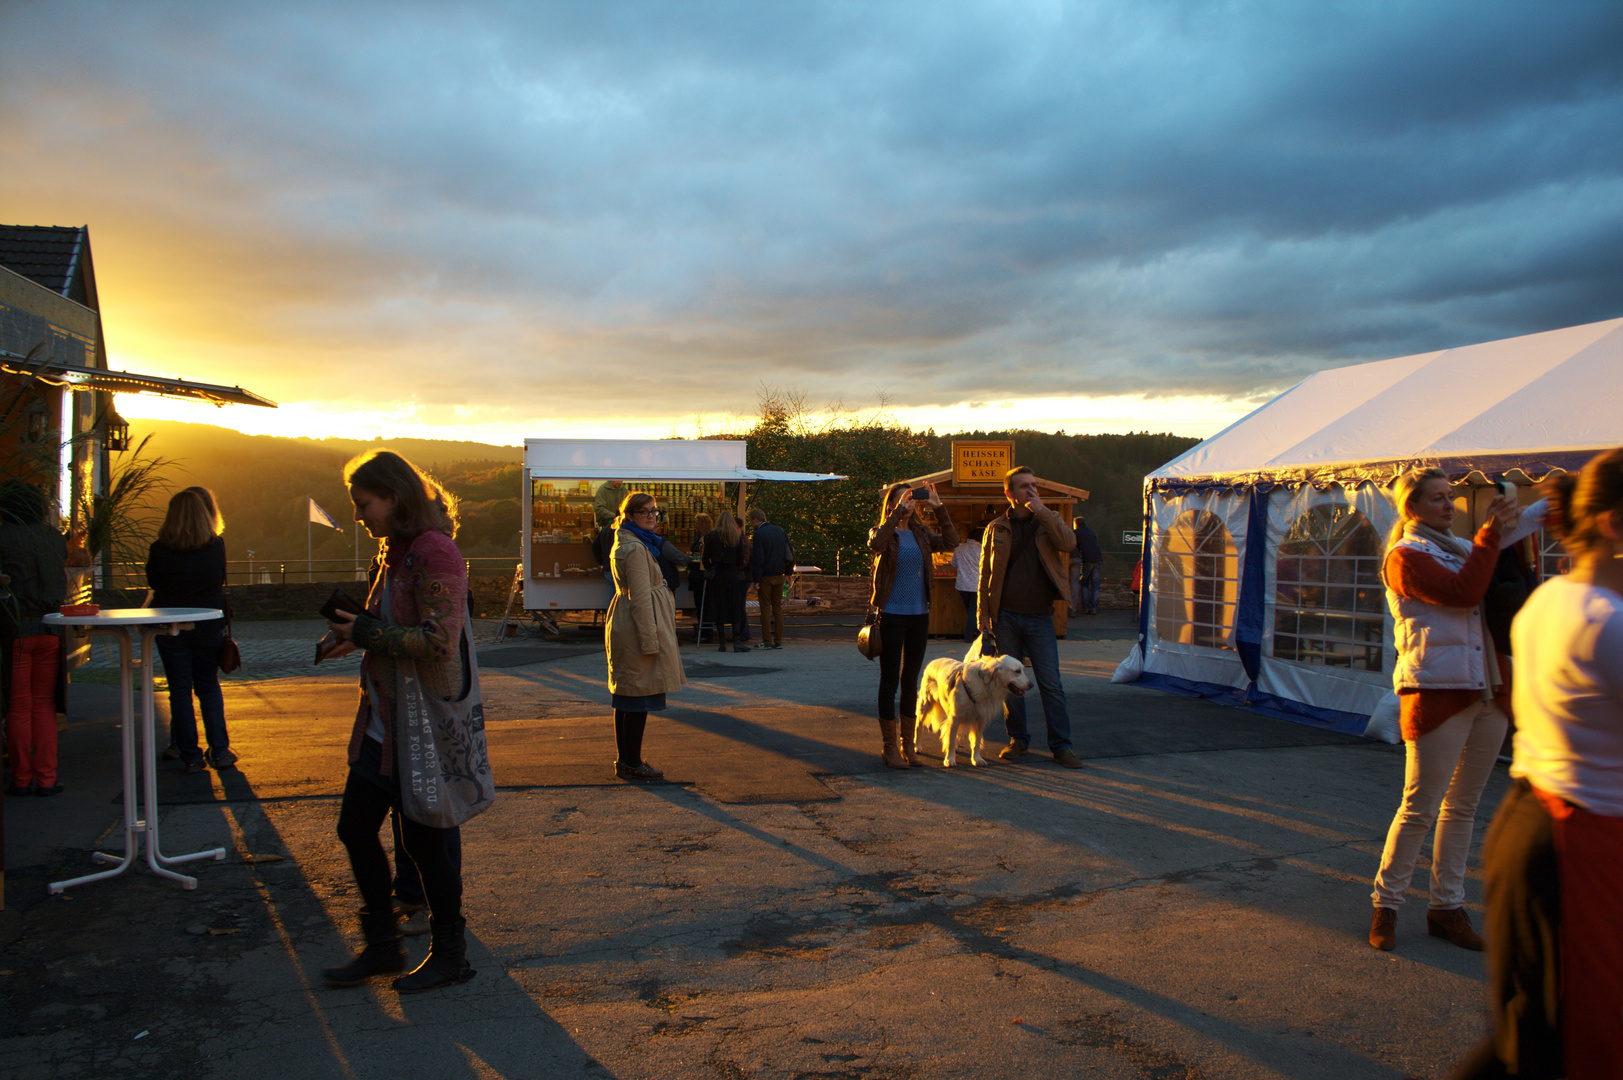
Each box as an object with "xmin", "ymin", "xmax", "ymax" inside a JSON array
[
  {"xmin": 6, "ymin": 783, "xmax": 33, "ymax": 797},
  {"xmin": 34, "ymin": 783, "xmax": 65, "ymax": 797},
  {"xmin": 733, "ymin": 644, "xmax": 751, "ymax": 653},
  {"xmin": 1053, "ymin": 749, "xmax": 1084, "ymax": 769},
  {"xmin": 183, "ymin": 759, "xmax": 209, "ymax": 775},
  {"xmin": 997, "ymin": 741, "xmax": 1027, "ymax": 762},
  {"xmin": 205, "ymin": 748, "xmax": 239, "ymax": 771},
  {"xmin": 161, "ymin": 741, "xmax": 181, "ymax": 761}
]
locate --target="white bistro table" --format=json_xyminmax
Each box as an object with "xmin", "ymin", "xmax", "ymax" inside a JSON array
[{"xmin": 42, "ymin": 608, "xmax": 229, "ymax": 893}]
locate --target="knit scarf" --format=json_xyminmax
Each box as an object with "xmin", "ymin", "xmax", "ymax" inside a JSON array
[
  {"xmin": 620, "ymin": 522, "xmax": 666, "ymax": 561},
  {"xmin": 1406, "ymin": 521, "xmax": 1502, "ymax": 694}
]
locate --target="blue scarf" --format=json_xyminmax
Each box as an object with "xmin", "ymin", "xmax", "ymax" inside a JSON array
[{"xmin": 620, "ymin": 522, "xmax": 665, "ymax": 561}]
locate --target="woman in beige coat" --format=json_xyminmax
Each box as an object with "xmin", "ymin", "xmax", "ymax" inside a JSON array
[{"xmin": 606, "ymin": 491, "xmax": 687, "ymax": 780}]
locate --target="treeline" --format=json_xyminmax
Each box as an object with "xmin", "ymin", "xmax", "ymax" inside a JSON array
[{"xmin": 124, "ymin": 414, "xmax": 1200, "ymax": 572}]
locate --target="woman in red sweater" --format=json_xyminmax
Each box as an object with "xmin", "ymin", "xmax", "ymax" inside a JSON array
[{"xmin": 1369, "ymin": 467, "xmax": 1519, "ymax": 952}]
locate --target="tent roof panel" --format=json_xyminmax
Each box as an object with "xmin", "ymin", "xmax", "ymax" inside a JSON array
[{"xmin": 1151, "ymin": 316, "xmax": 1623, "ymax": 484}]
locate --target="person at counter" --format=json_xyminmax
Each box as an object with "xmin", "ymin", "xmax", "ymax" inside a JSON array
[
  {"xmin": 593, "ymin": 480, "xmax": 626, "ymax": 530},
  {"xmin": 980, "ymin": 466, "xmax": 1082, "ymax": 769},
  {"xmin": 953, "ymin": 527, "xmax": 983, "ymax": 643},
  {"xmin": 869, "ymin": 480, "xmax": 959, "ymax": 768}
]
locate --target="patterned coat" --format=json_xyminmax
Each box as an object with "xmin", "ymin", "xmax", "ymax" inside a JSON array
[{"xmin": 346, "ymin": 529, "xmax": 467, "ymax": 776}]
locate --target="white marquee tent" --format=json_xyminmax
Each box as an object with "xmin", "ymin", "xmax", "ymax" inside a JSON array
[{"xmin": 1119, "ymin": 315, "xmax": 1623, "ymax": 733}]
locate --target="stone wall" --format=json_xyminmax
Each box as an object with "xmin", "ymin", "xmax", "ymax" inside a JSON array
[{"xmin": 792, "ymin": 574, "xmax": 1141, "ymax": 614}]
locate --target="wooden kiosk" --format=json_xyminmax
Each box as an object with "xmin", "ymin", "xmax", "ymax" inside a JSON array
[{"xmin": 884, "ymin": 441, "xmax": 1089, "ymax": 639}]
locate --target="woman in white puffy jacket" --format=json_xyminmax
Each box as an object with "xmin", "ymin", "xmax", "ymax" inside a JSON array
[{"xmin": 1367, "ymin": 467, "xmax": 1521, "ymax": 953}]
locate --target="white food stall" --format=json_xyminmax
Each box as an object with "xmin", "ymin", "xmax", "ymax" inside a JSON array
[{"xmin": 522, "ymin": 438, "xmax": 843, "ymax": 617}]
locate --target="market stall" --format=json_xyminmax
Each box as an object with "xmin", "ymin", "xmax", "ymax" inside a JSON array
[
  {"xmin": 884, "ymin": 441, "xmax": 1089, "ymax": 638},
  {"xmin": 522, "ymin": 438, "xmax": 843, "ymax": 619}
]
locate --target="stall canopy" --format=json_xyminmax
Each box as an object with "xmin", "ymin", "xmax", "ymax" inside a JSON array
[
  {"xmin": 1125, "ymin": 315, "xmax": 1623, "ymax": 735},
  {"xmin": 0, "ymin": 352, "xmax": 276, "ymax": 409}
]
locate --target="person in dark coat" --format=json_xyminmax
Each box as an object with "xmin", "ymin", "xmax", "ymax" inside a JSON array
[
  {"xmin": 1071, "ymin": 515, "xmax": 1105, "ymax": 615},
  {"xmin": 701, "ymin": 513, "xmax": 751, "ymax": 652},
  {"xmin": 146, "ymin": 487, "xmax": 233, "ymax": 773}
]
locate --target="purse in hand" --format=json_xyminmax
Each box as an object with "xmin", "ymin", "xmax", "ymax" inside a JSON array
[
  {"xmin": 857, "ymin": 608, "xmax": 882, "ymax": 661},
  {"xmin": 217, "ymin": 595, "xmax": 242, "ymax": 674}
]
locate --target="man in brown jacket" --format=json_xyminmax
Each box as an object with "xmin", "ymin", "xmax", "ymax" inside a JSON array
[{"xmin": 978, "ymin": 466, "xmax": 1082, "ymax": 768}]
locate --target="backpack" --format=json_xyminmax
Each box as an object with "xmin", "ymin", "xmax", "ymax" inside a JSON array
[{"xmin": 782, "ymin": 535, "xmax": 796, "ymax": 576}]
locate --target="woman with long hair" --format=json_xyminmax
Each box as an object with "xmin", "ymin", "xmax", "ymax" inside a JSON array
[
  {"xmin": 606, "ymin": 491, "xmax": 687, "ymax": 780},
  {"xmin": 1452, "ymin": 448, "xmax": 1623, "ymax": 1080},
  {"xmin": 1368, "ymin": 468, "xmax": 1519, "ymax": 952},
  {"xmin": 321, "ymin": 450, "xmax": 481, "ymax": 994},
  {"xmin": 869, "ymin": 481, "xmax": 958, "ymax": 768},
  {"xmin": 148, "ymin": 486, "xmax": 232, "ymax": 774},
  {"xmin": 702, "ymin": 511, "xmax": 751, "ymax": 652},
  {"xmin": 2, "ymin": 480, "xmax": 67, "ymax": 796}
]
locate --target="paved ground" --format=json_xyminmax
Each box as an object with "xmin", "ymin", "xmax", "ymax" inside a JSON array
[{"xmin": 1, "ymin": 614, "xmax": 1503, "ymax": 1080}]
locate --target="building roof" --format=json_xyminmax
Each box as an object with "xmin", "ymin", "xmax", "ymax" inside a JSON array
[
  {"xmin": 1150, "ymin": 315, "xmax": 1623, "ymax": 489},
  {"xmin": 0, "ymin": 225, "xmax": 99, "ymax": 309},
  {"xmin": 0, "ymin": 352, "xmax": 277, "ymax": 409}
]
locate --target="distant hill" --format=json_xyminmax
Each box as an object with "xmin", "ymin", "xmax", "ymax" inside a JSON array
[{"xmin": 124, "ymin": 420, "xmax": 523, "ymax": 563}]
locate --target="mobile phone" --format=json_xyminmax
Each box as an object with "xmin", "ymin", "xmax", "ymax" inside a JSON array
[
  {"xmin": 913, "ymin": 487, "xmax": 930, "ymax": 501},
  {"xmin": 1496, "ymin": 479, "xmax": 1516, "ymax": 500},
  {"xmin": 318, "ymin": 589, "xmax": 364, "ymax": 623}
]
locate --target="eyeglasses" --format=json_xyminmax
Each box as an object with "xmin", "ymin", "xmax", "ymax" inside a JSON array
[{"xmin": 633, "ymin": 507, "xmax": 660, "ymax": 518}]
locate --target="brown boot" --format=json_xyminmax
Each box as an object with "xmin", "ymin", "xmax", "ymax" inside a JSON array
[
  {"xmin": 1426, "ymin": 908, "xmax": 1484, "ymax": 951},
  {"xmin": 878, "ymin": 719, "xmax": 908, "ymax": 770},
  {"xmin": 898, "ymin": 716, "xmax": 924, "ymax": 767},
  {"xmin": 1369, "ymin": 907, "xmax": 1397, "ymax": 951}
]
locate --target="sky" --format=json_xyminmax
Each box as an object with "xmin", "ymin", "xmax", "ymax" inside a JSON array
[{"xmin": 3, "ymin": 1, "xmax": 1621, "ymax": 446}]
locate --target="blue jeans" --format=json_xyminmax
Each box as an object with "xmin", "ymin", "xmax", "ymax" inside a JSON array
[
  {"xmin": 1080, "ymin": 563, "xmax": 1102, "ymax": 614},
  {"xmin": 155, "ymin": 628, "xmax": 229, "ymax": 765},
  {"xmin": 995, "ymin": 609, "xmax": 1072, "ymax": 754}
]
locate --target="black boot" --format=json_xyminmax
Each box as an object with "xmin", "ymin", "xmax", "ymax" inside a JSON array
[
  {"xmin": 322, "ymin": 907, "xmax": 405, "ymax": 986},
  {"xmin": 392, "ymin": 917, "xmax": 476, "ymax": 994}
]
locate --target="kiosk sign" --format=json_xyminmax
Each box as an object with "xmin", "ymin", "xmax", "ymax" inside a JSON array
[{"xmin": 952, "ymin": 441, "xmax": 1014, "ymax": 486}]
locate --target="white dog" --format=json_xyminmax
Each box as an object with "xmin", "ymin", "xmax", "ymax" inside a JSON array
[{"xmin": 915, "ymin": 655, "xmax": 1032, "ymax": 767}]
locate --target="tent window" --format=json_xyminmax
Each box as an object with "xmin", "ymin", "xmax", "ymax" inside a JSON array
[
  {"xmin": 1155, "ymin": 509, "xmax": 1238, "ymax": 650},
  {"xmin": 1273, "ymin": 504, "xmax": 1384, "ymax": 671}
]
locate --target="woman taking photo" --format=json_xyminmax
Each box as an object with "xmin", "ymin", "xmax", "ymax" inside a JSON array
[
  {"xmin": 1, "ymin": 481, "xmax": 67, "ymax": 797},
  {"xmin": 606, "ymin": 491, "xmax": 686, "ymax": 780},
  {"xmin": 701, "ymin": 512, "xmax": 750, "ymax": 653},
  {"xmin": 1369, "ymin": 468, "xmax": 1518, "ymax": 952},
  {"xmin": 869, "ymin": 481, "xmax": 958, "ymax": 768},
  {"xmin": 1452, "ymin": 448, "xmax": 1623, "ymax": 1080},
  {"xmin": 148, "ymin": 487, "xmax": 232, "ymax": 774},
  {"xmin": 321, "ymin": 450, "xmax": 485, "ymax": 994}
]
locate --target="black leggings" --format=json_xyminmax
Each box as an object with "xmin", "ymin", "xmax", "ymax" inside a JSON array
[
  {"xmin": 337, "ymin": 768, "xmax": 462, "ymax": 923},
  {"xmin": 877, "ymin": 611, "xmax": 930, "ymax": 721},
  {"xmin": 614, "ymin": 709, "xmax": 648, "ymax": 765}
]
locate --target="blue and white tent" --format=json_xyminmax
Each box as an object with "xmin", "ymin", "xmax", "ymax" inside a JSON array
[{"xmin": 1119, "ymin": 316, "xmax": 1623, "ymax": 734}]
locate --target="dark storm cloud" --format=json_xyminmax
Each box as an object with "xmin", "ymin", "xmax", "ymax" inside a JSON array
[{"xmin": 1, "ymin": 0, "xmax": 1619, "ymax": 418}]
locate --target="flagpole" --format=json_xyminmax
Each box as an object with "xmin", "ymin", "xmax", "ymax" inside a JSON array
[{"xmin": 308, "ymin": 514, "xmax": 313, "ymax": 583}]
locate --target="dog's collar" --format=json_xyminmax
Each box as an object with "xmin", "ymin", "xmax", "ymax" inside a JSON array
[{"xmin": 951, "ymin": 665, "xmax": 991, "ymax": 708}]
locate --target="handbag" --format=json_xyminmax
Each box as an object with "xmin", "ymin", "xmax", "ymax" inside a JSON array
[
  {"xmin": 217, "ymin": 595, "xmax": 242, "ymax": 674},
  {"xmin": 396, "ymin": 618, "xmax": 495, "ymax": 828},
  {"xmin": 857, "ymin": 608, "xmax": 882, "ymax": 661}
]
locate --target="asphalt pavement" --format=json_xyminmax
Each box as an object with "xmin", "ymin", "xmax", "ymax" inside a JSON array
[{"xmin": 0, "ymin": 614, "xmax": 1503, "ymax": 1080}]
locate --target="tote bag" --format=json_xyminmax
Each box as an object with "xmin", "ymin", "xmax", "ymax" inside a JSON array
[{"xmin": 395, "ymin": 618, "xmax": 496, "ymax": 828}]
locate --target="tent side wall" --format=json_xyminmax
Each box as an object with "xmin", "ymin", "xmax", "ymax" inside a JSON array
[{"xmin": 1137, "ymin": 479, "xmax": 1398, "ymax": 735}]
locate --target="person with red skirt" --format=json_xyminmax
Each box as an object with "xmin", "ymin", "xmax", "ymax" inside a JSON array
[
  {"xmin": 1, "ymin": 480, "xmax": 67, "ymax": 797},
  {"xmin": 1451, "ymin": 447, "xmax": 1623, "ymax": 1080}
]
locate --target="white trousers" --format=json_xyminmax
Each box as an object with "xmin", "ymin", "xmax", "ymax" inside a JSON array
[{"xmin": 1371, "ymin": 699, "xmax": 1508, "ymax": 910}]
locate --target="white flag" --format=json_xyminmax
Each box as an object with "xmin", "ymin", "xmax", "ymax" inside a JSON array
[{"xmin": 309, "ymin": 498, "xmax": 343, "ymax": 531}]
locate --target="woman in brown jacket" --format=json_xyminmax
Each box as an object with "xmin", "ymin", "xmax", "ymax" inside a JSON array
[
  {"xmin": 869, "ymin": 481, "xmax": 959, "ymax": 768},
  {"xmin": 606, "ymin": 492, "xmax": 687, "ymax": 779}
]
